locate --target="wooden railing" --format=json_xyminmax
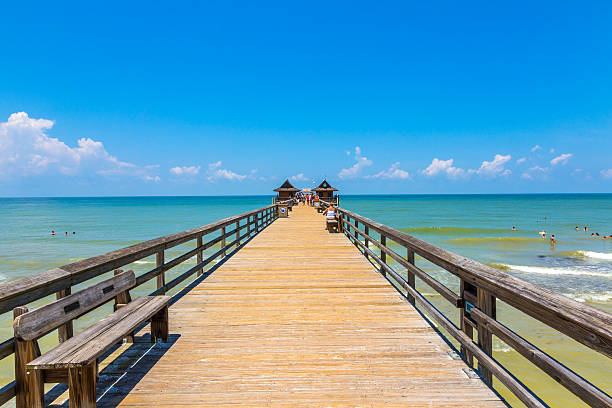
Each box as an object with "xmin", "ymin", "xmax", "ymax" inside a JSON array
[
  {"xmin": 325, "ymin": 204, "xmax": 611, "ymax": 408},
  {"xmin": 0, "ymin": 204, "xmax": 279, "ymax": 406}
]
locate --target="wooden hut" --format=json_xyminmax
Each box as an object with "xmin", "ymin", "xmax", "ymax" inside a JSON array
[
  {"xmin": 313, "ymin": 179, "xmax": 339, "ymax": 204},
  {"xmin": 273, "ymin": 179, "xmax": 300, "ymax": 202}
]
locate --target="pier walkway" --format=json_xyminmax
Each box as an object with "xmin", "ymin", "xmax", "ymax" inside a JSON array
[{"xmin": 92, "ymin": 205, "xmax": 504, "ymax": 407}]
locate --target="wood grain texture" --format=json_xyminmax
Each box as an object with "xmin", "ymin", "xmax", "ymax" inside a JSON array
[{"xmin": 100, "ymin": 205, "xmax": 503, "ymax": 408}]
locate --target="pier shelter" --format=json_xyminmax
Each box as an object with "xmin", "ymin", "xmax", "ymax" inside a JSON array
[
  {"xmin": 273, "ymin": 179, "xmax": 300, "ymax": 202},
  {"xmin": 313, "ymin": 179, "xmax": 338, "ymax": 204}
]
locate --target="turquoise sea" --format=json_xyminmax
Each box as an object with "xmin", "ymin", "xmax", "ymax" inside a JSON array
[{"xmin": 0, "ymin": 194, "xmax": 610, "ymax": 407}]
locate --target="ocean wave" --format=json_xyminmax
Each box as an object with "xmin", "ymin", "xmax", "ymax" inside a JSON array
[
  {"xmin": 133, "ymin": 260, "xmax": 155, "ymax": 265},
  {"xmin": 499, "ymin": 264, "xmax": 611, "ymax": 278},
  {"xmin": 400, "ymin": 226, "xmax": 507, "ymax": 235},
  {"xmin": 563, "ymin": 292, "xmax": 612, "ymax": 303},
  {"xmin": 577, "ymin": 250, "xmax": 612, "ymax": 260}
]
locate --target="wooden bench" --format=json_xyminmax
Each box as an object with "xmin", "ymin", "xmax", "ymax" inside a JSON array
[
  {"xmin": 13, "ymin": 270, "xmax": 171, "ymax": 408},
  {"xmin": 326, "ymin": 217, "xmax": 339, "ymax": 233}
]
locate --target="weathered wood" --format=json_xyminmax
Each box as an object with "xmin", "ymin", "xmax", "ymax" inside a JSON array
[
  {"xmin": 27, "ymin": 295, "xmax": 171, "ymax": 370},
  {"xmin": 196, "ymin": 235, "xmax": 203, "ymax": 277},
  {"xmin": 68, "ymin": 362, "xmax": 97, "ymax": 408},
  {"xmin": 336, "ymin": 207, "xmax": 612, "ymax": 358},
  {"xmin": 221, "ymin": 226, "xmax": 227, "ymax": 257},
  {"xmin": 13, "ymin": 306, "xmax": 32, "ymax": 408},
  {"xmin": 114, "ymin": 269, "xmax": 133, "ymax": 342},
  {"xmin": 340, "ymin": 218, "xmax": 461, "ymax": 307},
  {"xmin": 0, "ymin": 205, "xmax": 276, "ymax": 315},
  {"xmin": 0, "ymin": 337, "xmax": 14, "ymax": 361},
  {"xmin": 471, "ymin": 308, "xmax": 612, "ymax": 408},
  {"xmin": 106, "ymin": 205, "xmax": 504, "ymax": 408},
  {"xmin": 235, "ymin": 221, "xmax": 240, "ymax": 246},
  {"xmin": 14, "ymin": 271, "xmax": 136, "ymax": 342},
  {"xmin": 406, "ymin": 248, "xmax": 416, "ymax": 305},
  {"xmin": 151, "ymin": 305, "xmax": 169, "ymax": 343},
  {"xmin": 0, "ymin": 381, "xmax": 15, "ymax": 406},
  {"xmin": 156, "ymin": 250, "xmax": 165, "ymax": 294},
  {"xmin": 56, "ymin": 287, "xmax": 74, "ymax": 343},
  {"xmin": 460, "ymin": 279, "xmax": 474, "ymax": 366},
  {"xmin": 477, "ymin": 288, "xmax": 496, "ymax": 385}
]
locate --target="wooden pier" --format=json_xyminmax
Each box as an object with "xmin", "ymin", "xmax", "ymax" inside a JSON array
[
  {"xmin": 0, "ymin": 198, "xmax": 610, "ymax": 407},
  {"xmin": 97, "ymin": 204, "xmax": 504, "ymax": 407}
]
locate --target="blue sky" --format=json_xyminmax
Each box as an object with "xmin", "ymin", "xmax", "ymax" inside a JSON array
[{"xmin": 1, "ymin": 1, "xmax": 611, "ymax": 196}]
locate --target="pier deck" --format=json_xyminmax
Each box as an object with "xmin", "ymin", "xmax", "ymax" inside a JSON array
[{"xmin": 84, "ymin": 205, "xmax": 504, "ymax": 407}]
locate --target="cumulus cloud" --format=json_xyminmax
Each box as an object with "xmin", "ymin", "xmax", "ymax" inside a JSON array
[
  {"xmin": 420, "ymin": 158, "xmax": 467, "ymax": 179},
  {"xmin": 338, "ymin": 146, "xmax": 373, "ymax": 179},
  {"xmin": 531, "ymin": 145, "xmax": 541, "ymax": 152},
  {"xmin": 206, "ymin": 161, "xmax": 247, "ymax": 181},
  {"xmin": 476, "ymin": 154, "xmax": 512, "ymax": 177},
  {"xmin": 516, "ymin": 157, "xmax": 526, "ymax": 164},
  {"xmin": 0, "ymin": 112, "xmax": 158, "ymax": 181},
  {"xmin": 170, "ymin": 165, "xmax": 200, "ymax": 176},
  {"xmin": 601, "ymin": 169, "xmax": 612, "ymax": 179},
  {"xmin": 290, "ymin": 173, "xmax": 308, "ymax": 182},
  {"xmin": 550, "ymin": 153, "xmax": 572, "ymax": 166},
  {"xmin": 367, "ymin": 162, "xmax": 411, "ymax": 180}
]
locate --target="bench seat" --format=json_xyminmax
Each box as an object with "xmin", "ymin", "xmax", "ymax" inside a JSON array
[
  {"xmin": 27, "ymin": 295, "xmax": 170, "ymax": 370},
  {"xmin": 326, "ymin": 218, "xmax": 338, "ymax": 233}
]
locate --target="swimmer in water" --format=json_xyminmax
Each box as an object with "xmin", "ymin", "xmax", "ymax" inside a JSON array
[
  {"xmin": 511, "ymin": 226, "xmax": 516, "ymax": 231},
  {"xmin": 550, "ymin": 234, "xmax": 556, "ymax": 243},
  {"xmin": 51, "ymin": 230, "xmax": 55, "ymax": 236},
  {"xmin": 72, "ymin": 231, "xmax": 76, "ymax": 235},
  {"xmin": 584, "ymin": 226, "xmax": 588, "ymax": 232},
  {"xmin": 575, "ymin": 226, "xmax": 579, "ymax": 231},
  {"xmin": 64, "ymin": 232, "xmax": 68, "ymax": 236},
  {"xmin": 539, "ymin": 231, "xmax": 547, "ymax": 238}
]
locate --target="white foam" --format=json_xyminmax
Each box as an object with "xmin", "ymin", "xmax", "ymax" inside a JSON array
[
  {"xmin": 134, "ymin": 260, "xmax": 155, "ymax": 265},
  {"xmin": 578, "ymin": 251, "xmax": 612, "ymax": 260},
  {"xmin": 564, "ymin": 292, "xmax": 612, "ymax": 303},
  {"xmin": 502, "ymin": 264, "xmax": 611, "ymax": 278}
]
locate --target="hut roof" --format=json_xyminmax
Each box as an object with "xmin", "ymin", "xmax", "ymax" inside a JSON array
[
  {"xmin": 312, "ymin": 179, "xmax": 338, "ymax": 192},
  {"xmin": 273, "ymin": 179, "xmax": 301, "ymax": 192}
]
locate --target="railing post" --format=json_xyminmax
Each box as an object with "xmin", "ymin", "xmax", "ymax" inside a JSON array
[
  {"xmin": 56, "ymin": 287, "xmax": 73, "ymax": 343},
  {"xmin": 406, "ymin": 249, "xmax": 415, "ymax": 304},
  {"xmin": 156, "ymin": 250, "xmax": 165, "ymax": 294},
  {"xmin": 247, "ymin": 215, "xmax": 252, "ymax": 238},
  {"xmin": 380, "ymin": 234, "xmax": 386, "ymax": 263},
  {"xmin": 222, "ymin": 226, "xmax": 226, "ymax": 257},
  {"xmin": 364, "ymin": 225, "xmax": 370, "ymax": 260},
  {"xmin": 460, "ymin": 279, "xmax": 474, "ymax": 367},
  {"xmin": 354, "ymin": 220, "xmax": 359, "ymax": 248},
  {"xmin": 477, "ymin": 288, "xmax": 496, "ymax": 385},
  {"xmin": 339, "ymin": 213, "xmax": 344, "ymax": 233},
  {"xmin": 196, "ymin": 235, "xmax": 203, "ymax": 276},
  {"xmin": 235, "ymin": 220, "xmax": 240, "ymax": 247}
]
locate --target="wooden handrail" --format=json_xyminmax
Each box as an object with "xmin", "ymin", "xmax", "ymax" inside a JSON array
[
  {"xmin": 0, "ymin": 204, "xmax": 276, "ymax": 315},
  {"xmin": 335, "ymin": 206, "xmax": 612, "ymax": 408},
  {"xmin": 336, "ymin": 207, "xmax": 612, "ymax": 358},
  {"xmin": 0, "ymin": 203, "xmax": 278, "ymax": 407}
]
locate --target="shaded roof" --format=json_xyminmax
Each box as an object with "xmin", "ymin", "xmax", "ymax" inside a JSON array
[
  {"xmin": 273, "ymin": 179, "xmax": 301, "ymax": 192},
  {"xmin": 312, "ymin": 179, "xmax": 338, "ymax": 192}
]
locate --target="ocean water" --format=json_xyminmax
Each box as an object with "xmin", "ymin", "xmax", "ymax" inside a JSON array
[{"xmin": 0, "ymin": 194, "xmax": 610, "ymax": 407}]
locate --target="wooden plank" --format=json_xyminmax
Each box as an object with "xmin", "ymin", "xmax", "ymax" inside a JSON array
[
  {"xmin": 14, "ymin": 271, "xmax": 136, "ymax": 342},
  {"xmin": 27, "ymin": 295, "xmax": 170, "ymax": 369},
  {"xmin": 156, "ymin": 250, "xmax": 165, "ymax": 294},
  {"xmin": 101, "ymin": 205, "xmax": 504, "ymax": 408}
]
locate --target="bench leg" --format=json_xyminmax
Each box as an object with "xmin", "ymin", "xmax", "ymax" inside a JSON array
[
  {"xmin": 151, "ymin": 305, "xmax": 169, "ymax": 343},
  {"xmin": 68, "ymin": 362, "xmax": 97, "ymax": 408}
]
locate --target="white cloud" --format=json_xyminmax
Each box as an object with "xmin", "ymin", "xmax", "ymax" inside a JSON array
[
  {"xmin": 529, "ymin": 166, "xmax": 548, "ymax": 172},
  {"xmin": 420, "ymin": 158, "xmax": 468, "ymax": 179},
  {"xmin": 601, "ymin": 169, "xmax": 612, "ymax": 179},
  {"xmin": 550, "ymin": 153, "xmax": 572, "ymax": 166},
  {"xmin": 521, "ymin": 173, "xmax": 533, "ymax": 180},
  {"xmin": 338, "ymin": 146, "xmax": 373, "ymax": 179},
  {"xmin": 290, "ymin": 173, "xmax": 308, "ymax": 182},
  {"xmin": 476, "ymin": 154, "xmax": 512, "ymax": 177},
  {"xmin": 367, "ymin": 162, "xmax": 411, "ymax": 180},
  {"xmin": 206, "ymin": 161, "xmax": 247, "ymax": 181},
  {"xmin": 549, "ymin": 148, "xmax": 555, "ymax": 153},
  {"xmin": 531, "ymin": 145, "xmax": 541, "ymax": 152},
  {"xmin": 170, "ymin": 166, "xmax": 200, "ymax": 176},
  {"xmin": 516, "ymin": 157, "xmax": 526, "ymax": 164},
  {"xmin": 0, "ymin": 112, "xmax": 157, "ymax": 181},
  {"xmin": 144, "ymin": 175, "xmax": 161, "ymax": 183}
]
